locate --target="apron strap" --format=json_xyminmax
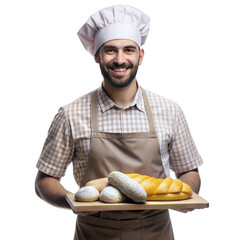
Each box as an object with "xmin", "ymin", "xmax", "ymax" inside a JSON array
[
  {"xmin": 141, "ymin": 88, "xmax": 156, "ymax": 133},
  {"xmin": 90, "ymin": 88, "xmax": 156, "ymax": 133},
  {"xmin": 90, "ymin": 90, "xmax": 99, "ymax": 132}
]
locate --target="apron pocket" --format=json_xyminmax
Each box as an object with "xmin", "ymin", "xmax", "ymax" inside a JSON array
[
  {"xmin": 75, "ymin": 215, "xmax": 121, "ymax": 240},
  {"xmin": 142, "ymin": 210, "xmax": 174, "ymax": 240}
]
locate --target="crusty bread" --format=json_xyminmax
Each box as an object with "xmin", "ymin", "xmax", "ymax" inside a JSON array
[
  {"xmin": 126, "ymin": 173, "xmax": 193, "ymax": 200},
  {"xmin": 86, "ymin": 177, "xmax": 109, "ymax": 193},
  {"xmin": 108, "ymin": 171, "xmax": 147, "ymax": 203},
  {"xmin": 85, "ymin": 172, "xmax": 193, "ymax": 202},
  {"xmin": 99, "ymin": 186, "xmax": 127, "ymax": 203},
  {"xmin": 75, "ymin": 186, "xmax": 99, "ymax": 202}
]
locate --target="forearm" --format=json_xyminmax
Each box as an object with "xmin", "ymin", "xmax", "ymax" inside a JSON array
[
  {"xmin": 35, "ymin": 171, "xmax": 72, "ymax": 209},
  {"xmin": 176, "ymin": 168, "xmax": 201, "ymax": 194}
]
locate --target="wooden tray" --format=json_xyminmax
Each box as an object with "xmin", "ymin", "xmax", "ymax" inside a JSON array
[{"xmin": 66, "ymin": 192, "xmax": 209, "ymax": 213}]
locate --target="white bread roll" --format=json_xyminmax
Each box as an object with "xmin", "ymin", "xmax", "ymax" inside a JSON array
[
  {"xmin": 108, "ymin": 171, "xmax": 147, "ymax": 203},
  {"xmin": 100, "ymin": 186, "xmax": 127, "ymax": 203},
  {"xmin": 75, "ymin": 186, "xmax": 99, "ymax": 202}
]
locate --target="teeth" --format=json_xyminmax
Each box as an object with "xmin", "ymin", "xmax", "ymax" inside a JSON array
[{"xmin": 114, "ymin": 68, "xmax": 126, "ymax": 72}]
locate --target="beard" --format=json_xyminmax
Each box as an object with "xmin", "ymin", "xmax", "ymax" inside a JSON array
[{"xmin": 99, "ymin": 61, "xmax": 139, "ymax": 89}]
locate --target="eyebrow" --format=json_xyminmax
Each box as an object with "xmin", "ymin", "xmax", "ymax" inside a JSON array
[
  {"xmin": 102, "ymin": 45, "xmax": 138, "ymax": 50},
  {"xmin": 124, "ymin": 45, "xmax": 138, "ymax": 49}
]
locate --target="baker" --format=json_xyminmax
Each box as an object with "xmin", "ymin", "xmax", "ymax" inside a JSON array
[{"xmin": 35, "ymin": 5, "xmax": 203, "ymax": 239}]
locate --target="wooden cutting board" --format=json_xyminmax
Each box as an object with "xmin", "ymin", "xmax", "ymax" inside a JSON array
[{"xmin": 66, "ymin": 192, "xmax": 209, "ymax": 213}]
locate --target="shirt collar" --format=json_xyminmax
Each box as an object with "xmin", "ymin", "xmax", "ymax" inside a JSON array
[{"xmin": 97, "ymin": 84, "xmax": 145, "ymax": 113}]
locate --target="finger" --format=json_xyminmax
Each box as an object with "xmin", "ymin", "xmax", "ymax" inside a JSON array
[
  {"xmin": 78, "ymin": 211, "xmax": 99, "ymax": 216},
  {"xmin": 171, "ymin": 208, "xmax": 194, "ymax": 213}
]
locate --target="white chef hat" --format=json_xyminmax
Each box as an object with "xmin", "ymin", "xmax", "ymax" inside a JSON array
[{"xmin": 77, "ymin": 5, "xmax": 150, "ymax": 56}]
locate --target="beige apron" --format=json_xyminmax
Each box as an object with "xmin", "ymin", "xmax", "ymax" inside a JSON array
[{"xmin": 74, "ymin": 89, "xmax": 174, "ymax": 240}]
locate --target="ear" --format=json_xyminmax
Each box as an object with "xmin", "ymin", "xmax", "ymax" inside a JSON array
[
  {"xmin": 94, "ymin": 54, "xmax": 99, "ymax": 63},
  {"xmin": 138, "ymin": 48, "xmax": 145, "ymax": 66}
]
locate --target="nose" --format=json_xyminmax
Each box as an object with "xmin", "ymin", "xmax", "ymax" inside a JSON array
[{"xmin": 114, "ymin": 50, "xmax": 125, "ymax": 65}]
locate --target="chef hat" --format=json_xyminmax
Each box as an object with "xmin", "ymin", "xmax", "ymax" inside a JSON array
[{"xmin": 77, "ymin": 5, "xmax": 150, "ymax": 56}]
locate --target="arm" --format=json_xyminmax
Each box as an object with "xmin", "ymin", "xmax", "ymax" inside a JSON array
[
  {"xmin": 176, "ymin": 168, "xmax": 201, "ymax": 194},
  {"xmin": 172, "ymin": 168, "xmax": 201, "ymax": 213},
  {"xmin": 35, "ymin": 171, "xmax": 98, "ymax": 215},
  {"xmin": 35, "ymin": 170, "xmax": 72, "ymax": 209}
]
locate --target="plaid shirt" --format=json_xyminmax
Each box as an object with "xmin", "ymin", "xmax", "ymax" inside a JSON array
[{"xmin": 37, "ymin": 85, "xmax": 203, "ymax": 186}]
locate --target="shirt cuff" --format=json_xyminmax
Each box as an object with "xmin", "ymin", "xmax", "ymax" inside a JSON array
[
  {"xmin": 170, "ymin": 154, "xmax": 203, "ymax": 173},
  {"xmin": 36, "ymin": 158, "xmax": 66, "ymax": 178}
]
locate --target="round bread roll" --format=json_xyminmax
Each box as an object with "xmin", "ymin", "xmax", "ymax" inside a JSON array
[
  {"xmin": 75, "ymin": 186, "xmax": 99, "ymax": 202},
  {"xmin": 100, "ymin": 186, "xmax": 127, "ymax": 203},
  {"xmin": 108, "ymin": 171, "xmax": 147, "ymax": 203}
]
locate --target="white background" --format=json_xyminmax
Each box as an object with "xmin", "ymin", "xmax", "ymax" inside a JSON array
[{"xmin": 1, "ymin": 0, "xmax": 239, "ymax": 239}]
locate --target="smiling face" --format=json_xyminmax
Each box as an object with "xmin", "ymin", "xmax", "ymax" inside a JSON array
[{"xmin": 95, "ymin": 39, "xmax": 144, "ymax": 89}]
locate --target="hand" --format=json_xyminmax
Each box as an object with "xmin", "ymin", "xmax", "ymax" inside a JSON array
[
  {"xmin": 171, "ymin": 208, "xmax": 194, "ymax": 213},
  {"xmin": 78, "ymin": 211, "xmax": 99, "ymax": 216}
]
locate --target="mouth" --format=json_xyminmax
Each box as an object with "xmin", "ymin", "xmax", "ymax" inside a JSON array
[
  {"xmin": 108, "ymin": 63, "xmax": 132, "ymax": 76},
  {"xmin": 113, "ymin": 68, "xmax": 127, "ymax": 72},
  {"xmin": 111, "ymin": 67, "xmax": 128, "ymax": 74}
]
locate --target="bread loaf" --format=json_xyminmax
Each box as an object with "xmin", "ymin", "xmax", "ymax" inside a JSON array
[
  {"xmin": 100, "ymin": 186, "xmax": 127, "ymax": 203},
  {"xmin": 75, "ymin": 186, "xmax": 99, "ymax": 202},
  {"xmin": 85, "ymin": 172, "xmax": 193, "ymax": 202},
  {"xmin": 108, "ymin": 171, "xmax": 147, "ymax": 203},
  {"xmin": 126, "ymin": 173, "xmax": 193, "ymax": 200},
  {"xmin": 86, "ymin": 177, "xmax": 109, "ymax": 193}
]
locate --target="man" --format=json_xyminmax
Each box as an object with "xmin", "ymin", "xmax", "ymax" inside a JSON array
[{"xmin": 35, "ymin": 5, "xmax": 203, "ymax": 239}]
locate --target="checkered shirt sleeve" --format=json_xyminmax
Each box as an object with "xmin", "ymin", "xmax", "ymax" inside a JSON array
[{"xmin": 36, "ymin": 109, "xmax": 74, "ymax": 177}]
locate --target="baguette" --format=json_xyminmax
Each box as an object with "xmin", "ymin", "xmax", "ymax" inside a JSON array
[
  {"xmin": 86, "ymin": 177, "xmax": 109, "ymax": 193},
  {"xmin": 126, "ymin": 173, "xmax": 193, "ymax": 200}
]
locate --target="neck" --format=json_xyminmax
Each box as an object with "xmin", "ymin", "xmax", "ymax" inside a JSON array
[{"xmin": 103, "ymin": 79, "xmax": 138, "ymax": 108}]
